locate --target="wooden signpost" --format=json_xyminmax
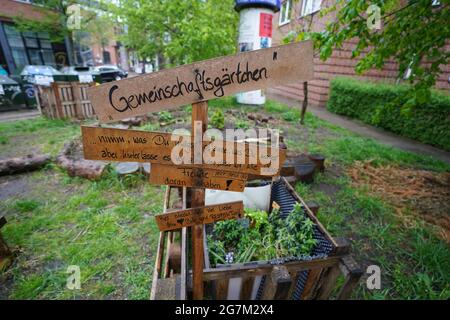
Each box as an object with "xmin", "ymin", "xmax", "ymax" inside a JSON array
[
  {"xmin": 149, "ymin": 164, "xmax": 248, "ymax": 192},
  {"xmin": 88, "ymin": 41, "xmax": 313, "ymax": 123},
  {"xmin": 81, "ymin": 125, "xmax": 287, "ymax": 176},
  {"xmin": 82, "ymin": 40, "xmax": 314, "ymax": 300},
  {"xmin": 155, "ymin": 201, "xmax": 244, "ymax": 231}
]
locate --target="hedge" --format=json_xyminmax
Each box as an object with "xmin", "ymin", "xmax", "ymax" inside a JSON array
[{"xmin": 327, "ymin": 77, "xmax": 450, "ymax": 152}]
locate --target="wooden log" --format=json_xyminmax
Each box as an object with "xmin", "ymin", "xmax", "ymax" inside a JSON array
[
  {"xmin": 56, "ymin": 141, "xmax": 106, "ymax": 180},
  {"xmin": 336, "ymin": 256, "xmax": 363, "ymax": 300},
  {"xmin": 0, "ymin": 154, "xmax": 51, "ymax": 176},
  {"xmin": 261, "ymin": 266, "xmax": 292, "ymax": 300}
]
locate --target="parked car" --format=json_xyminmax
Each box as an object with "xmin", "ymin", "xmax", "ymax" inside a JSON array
[
  {"xmin": 60, "ymin": 66, "xmax": 102, "ymax": 83},
  {"xmin": 93, "ymin": 65, "xmax": 128, "ymax": 82}
]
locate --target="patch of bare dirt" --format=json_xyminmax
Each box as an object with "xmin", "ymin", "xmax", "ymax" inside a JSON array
[
  {"xmin": 0, "ymin": 174, "xmax": 31, "ymax": 201},
  {"xmin": 348, "ymin": 161, "xmax": 450, "ymax": 242}
]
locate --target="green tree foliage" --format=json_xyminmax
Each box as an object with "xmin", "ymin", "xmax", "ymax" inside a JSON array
[
  {"xmin": 13, "ymin": 1, "xmax": 112, "ymax": 65},
  {"xmin": 291, "ymin": 0, "xmax": 449, "ymax": 105},
  {"xmin": 112, "ymin": 0, "xmax": 239, "ymax": 67}
]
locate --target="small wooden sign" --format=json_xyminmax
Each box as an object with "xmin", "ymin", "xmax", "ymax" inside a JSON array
[
  {"xmin": 88, "ymin": 41, "xmax": 314, "ymax": 123},
  {"xmin": 155, "ymin": 201, "xmax": 244, "ymax": 231},
  {"xmin": 81, "ymin": 126, "xmax": 286, "ymax": 176},
  {"xmin": 149, "ymin": 164, "xmax": 248, "ymax": 192}
]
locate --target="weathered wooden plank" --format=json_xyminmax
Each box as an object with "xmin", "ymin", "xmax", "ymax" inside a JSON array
[
  {"xmin": 191, "ymin": 101, "xmax": 208, "ymax": 300},
  {"xmin": 315, "ymin": 264, "xmax": 341, "ymax": 300},
  {"xmin": 261, "ymin": 266, "xmax": 292, "ymax": 300},
  {"xmin": 88, "ymin": 41, "xmax": 314, "ymax": 123},
  {"xmin": 299, "ymin": 268, "xmax": 322, "ymax": 300},
  {"xmin": 240, "ymin": 277, "xmax": 255, "ymax": 300},
  {"xmin": 81, "ymin": 125, "xmax": 286, "ymax": 176},
  {"xmin": 155, "ymin": 201, "xmax": 243, "ymax": 232},
  {"xmin": 153, "ymin": 276, "xmax": 177, "ymax": 300},
  {"xmin": 203, "ymin": 256, "xmax": 341, "ymax": 281},
  {"xmin": 150, "ymin": 164, "xmax": 247, "ymax": 192},
  {"xmin": 336, "ymin": 256, "xmax": 363, "ymax": 300},
  {"xmin": 214, "ymin": 278, "xmax": 229, "ymax": 300}
]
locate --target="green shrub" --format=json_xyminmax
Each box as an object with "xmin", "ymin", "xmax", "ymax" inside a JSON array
[
  {"xmin": 210, "ymin": 109, "xmax": 225, "ymax": 129},
  {"xmin": 327, "ymin": 77, "xmax": 450, "ymax": 151}
]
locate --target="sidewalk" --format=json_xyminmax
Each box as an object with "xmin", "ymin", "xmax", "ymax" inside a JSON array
[
  {"xmin": 268, "ymin": 92, "xmax": 450, "ymax": 164},
  {"xmin": 0, "ymin": 109, "xmax": 40, "ymax": 123}
]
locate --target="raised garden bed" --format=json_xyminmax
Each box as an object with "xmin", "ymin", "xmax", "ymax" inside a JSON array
[{"xmin": 151, "ymin": 178, "xmax": 362, "ymax": 300}]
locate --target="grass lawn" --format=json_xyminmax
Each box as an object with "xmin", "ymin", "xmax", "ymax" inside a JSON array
[{"xmin": 0, "ymin": 97, "xmax": 448, "ymax": 299}]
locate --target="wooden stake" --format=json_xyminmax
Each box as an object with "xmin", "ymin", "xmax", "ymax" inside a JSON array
[
  {"xmin": 191, "ymin": 101, "xmax": 208, "ymax": 300},
  {"xmin": 300, "ymin": 81, "xmax": 308, "ymax": 125}
]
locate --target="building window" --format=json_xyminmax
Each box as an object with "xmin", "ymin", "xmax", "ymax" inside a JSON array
[
  {"xmin": 103, "ymin": 51, "xmax": 111, "ymax": 64},
  {"xmin": 3, "ymin": 24, "xmax": 55, "ymax": 69},
  {"xmin": 301, "ymin": 0, "xmax": 322, "ymax": 17},
  {"xmin": 279, "ymin": 0, "xmax": 292, "ymax": 26}
]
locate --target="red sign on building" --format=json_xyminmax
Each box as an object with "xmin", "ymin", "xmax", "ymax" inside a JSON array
[{"xmin": 259, "ymin": 13, "xmax": 273, "ymax": 38}]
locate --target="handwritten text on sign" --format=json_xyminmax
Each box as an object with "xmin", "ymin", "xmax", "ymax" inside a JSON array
[
  {"xmin": 88, "ymin": 41, "xmax": 314, "ymax": 123},
  {"xmin": 155, "ymin": 201, "xmax": 244, "ymax": 231},
  {"xmin": 149, "ymin": 164, "xmax": 248, "ymax": 192},
  {"xmin": 81, "ymin": 126, "xmax": 286, "ymax": 176}
]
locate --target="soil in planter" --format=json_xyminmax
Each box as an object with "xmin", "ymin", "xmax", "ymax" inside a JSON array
[{"xmin": 207, "ymin": 203, "xmax": 318, "ymax": 266}]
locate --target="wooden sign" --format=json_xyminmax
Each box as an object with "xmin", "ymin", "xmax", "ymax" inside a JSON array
[
  {"xmin": 155, "ymin": 201, "xmax": 244, "ymax": 231},
  {"xmin": 149, "ymin": 164, "xmax": 248, "ymax": 192},
  {"xmin": 81, "ymin": 126, "xmax": 286, "ymax": 176},
  {"xmin": 88, "ymin": 41, "xmax": 314, "ymax": 123}
]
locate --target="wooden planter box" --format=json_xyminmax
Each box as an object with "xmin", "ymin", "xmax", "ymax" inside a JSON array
[{"xmin": 151, "ymin": 178, "xmax": 362, "ymax": 300}]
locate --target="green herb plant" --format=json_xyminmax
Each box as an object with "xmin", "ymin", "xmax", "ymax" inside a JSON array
[{"xmin": 207, "ymin": 204, "xmax": 318, "ymax": 266}]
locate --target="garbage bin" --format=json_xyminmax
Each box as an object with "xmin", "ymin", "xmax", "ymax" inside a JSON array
[{"xmin": 0, "ymin": 75, "xmax": 26, "ymax": 111}]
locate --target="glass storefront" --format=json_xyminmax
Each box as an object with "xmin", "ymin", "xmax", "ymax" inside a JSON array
[{"xmin": 3, "ymin": 23, "xmax": 56, "ymax": 71}]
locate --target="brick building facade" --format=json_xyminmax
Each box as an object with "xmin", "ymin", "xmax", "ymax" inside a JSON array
[
  {"xmin": 269, "ymin": 0, "xmax": 450, "ymax": 107},
  {"xmin": 0, "ymin": 0, "xmax": 69, "ymax": 74}
]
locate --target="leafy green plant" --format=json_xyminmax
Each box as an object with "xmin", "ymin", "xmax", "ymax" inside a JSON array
[
  {"xmin": 210, "ymin": 109, "xmax": 225, "ymax": 129},
  {"xmin": 158, "ymin": 111, "xmax": 173, "ymax": 123},
  {"xmin": 236, "ymin": 119, "xmax": 250, "ymax": 130},
  {"xmin": 207, "ymin": 204, "xmax": 318, "ymax": 266}
]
